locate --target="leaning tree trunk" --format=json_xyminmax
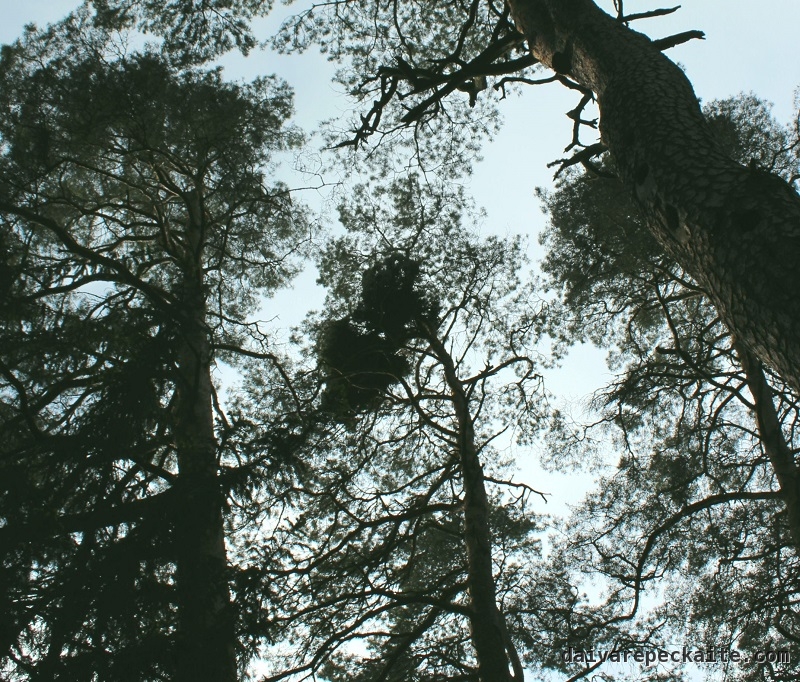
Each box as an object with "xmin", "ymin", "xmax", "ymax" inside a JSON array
[
  {"xmin": 427, "ymin": 333, "xmax": 524, "ymax": 682},
  {"xmin": 171, "ymin": 221, "xmax": 237, "ymax": 682},
  {"xmin": 508, "ymin": 0, "xmax": 800, "ymax": 392}
]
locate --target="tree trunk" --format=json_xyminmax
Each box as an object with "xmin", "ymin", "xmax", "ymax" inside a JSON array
[
  {"xmin": 735, "ymin": 341, "xmax": 800, "ymax": 550},
  {"xmin": 508, "ymin": 0, "xmax": 800, "ymax": 392},
  {"xmin": 427, "ymin": 333, "xmax": 523, "ymax": 682},
  {"xmin": 171, "ymin": 216, "xmax": 237, "ymax": 681}
]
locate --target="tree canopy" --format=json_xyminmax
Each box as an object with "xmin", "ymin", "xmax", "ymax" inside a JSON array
[
  {"xmin": 0, "ymin": 15, "xmax": 307, "ymax": 680},
  {"xmin": 87, "ymin": 0, "xmax": 800, "ymax": 389},
  {"xmin": 2, "ymin": 2, "xmax": 800, "ymax": 682},
  {"xmin": 260, "ymin": 176, "xmax": 547, "ymax": 681},
  {"xmin": 531, "ymin": 94, "xmax": 800, "ymax": 682}
]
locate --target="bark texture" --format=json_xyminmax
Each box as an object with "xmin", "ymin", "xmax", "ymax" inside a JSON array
[
  {"xmin": 508, "ymin": 0, "xmax": 800, "ymax": 392},
  {"xmin": 427, "ymin": 333, "xmax": 522, "ymax": 682}
]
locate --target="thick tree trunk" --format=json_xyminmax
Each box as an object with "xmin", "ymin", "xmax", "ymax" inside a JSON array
[
  {"xmin": 172, "ymin": 235, "xmax": 236, "ymax": 681},
  {"xmin": 427, "ymin": 334, "xmax": 523, "ymax": 682},
  {"xmin": 508, "ymin": 0, "xmax": 800, "ymax": 392}
]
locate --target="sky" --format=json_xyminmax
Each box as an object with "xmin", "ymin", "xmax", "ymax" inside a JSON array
[
  {"xmin": 2, "ymin": 0, "xmax": 799, "ymax": 515},
  {"xmin": 2, "ymin": 1, "xmax": 799, "ymax": 679}
]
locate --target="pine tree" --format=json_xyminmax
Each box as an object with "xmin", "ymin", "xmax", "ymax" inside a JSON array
[
  {"xmin": 262, "ymin": 177, "xmax": 547, "ymax": 681},
  {"xmin": 0, "ymin": 16, "xmax": 307, "ymax": 680},
  {"xmin": 527, "ymin": 95, "xmax": 800, "ymax": 681}
]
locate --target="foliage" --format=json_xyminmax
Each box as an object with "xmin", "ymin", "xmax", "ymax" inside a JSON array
[
  {"xmin": 530, "ymin": 95, "xmax": 800, "ymax": 681},
  {"xmin": 0, "ymin": 15, "xmax": 307, "ymax": 680},
  {"xmin": 273, "ymin": 0, "xmax": 541, "ymax": 174},
  {"xmin": 318, "ymin": 253, "xmax": 439, "ymax": 418},
  {"xmin": 256, "ymin": 175, "xmax": 549, "ymax": 680},
  {"xmin": 5, "ymin": 0, "xmax": 800, "ymax": 679},
  {"xmin": 60, "ymin": 0, "xmax": 273, "ymax": 65}
]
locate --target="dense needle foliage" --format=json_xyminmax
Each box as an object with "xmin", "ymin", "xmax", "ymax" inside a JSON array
[{"xmin": 0, "ymin": 14, "xmax": 307, "ymax": 680}]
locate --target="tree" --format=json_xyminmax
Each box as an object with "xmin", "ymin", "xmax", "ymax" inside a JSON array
[
  {"xmin": 0, "ymin": 16, "xmax": 307, "ymax": 681},
  {"xmin": 7, "ymin": 2, "xmax": 800, "ymax": 679},
  {"xmin": 526, "ymin": 95, "xmax": 800, "ymax": 681},
  {"xmin": 269, "ymin": 0, "xmax": 800, "ymax": 395},
  {"xmin": 512, "ymin": 0, "xmax": 800, "ymax": 391},
  {"xmin": 258, "ymin": 177, "xmax": 548, "ymax": 681}
]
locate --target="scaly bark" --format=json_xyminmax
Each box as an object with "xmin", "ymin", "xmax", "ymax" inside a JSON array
[
  {"xmin": 508, "ymin": 0, "xmax": 800, "ymax": 392},
  {"xmin": 426, "ymin": 331, "xmax": 523, "ymax": 682},
  {"xmin": 172, "ymin": 198, "xmax": 237, "ymax": 682}
]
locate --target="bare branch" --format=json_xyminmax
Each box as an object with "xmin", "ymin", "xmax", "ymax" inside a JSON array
[
  {"xmin": 547, "ymin": 142, "xmax": 608, "ymax": 178},
  {"xmin": 621, "ymin": 6, "xmax": 681, "ymax": 23},
  {"xmin": 652, "ymin": 29, "xmax": 705, "ymax": 51}
]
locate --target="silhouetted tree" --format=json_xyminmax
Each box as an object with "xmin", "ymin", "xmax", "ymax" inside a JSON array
[
  {"xmin": 526, "ymin": 95, "xmax": 800, "ymax": 682},
  {"xmin": 0, "ymin": 16, "xmax": 307, "ymax": 681},
  {"xmin": 261, "ymin": 177, "xmax": 547, "ymax": 682}
]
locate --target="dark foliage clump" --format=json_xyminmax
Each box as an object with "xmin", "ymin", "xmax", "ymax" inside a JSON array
[
  {"xmin": 318, "ymin": 253, "xmax": 439, "ymax": 418},
  {"xmin": 355, "ymin": 254, "xmax": 438, "ymax": 340},
  {"xmin": 318, "ymin": 319, "xmax": 411, "ymax": 416}
]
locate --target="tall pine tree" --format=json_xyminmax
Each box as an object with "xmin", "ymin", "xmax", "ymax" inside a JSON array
[{"xmin": 0, "ymin": 15, "xmax": 307, "ymax": 681}]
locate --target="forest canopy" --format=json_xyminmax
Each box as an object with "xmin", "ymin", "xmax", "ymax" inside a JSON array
[{"xmin": 1, "ymin": 2, "xmax": 799, "ymax": 682}]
